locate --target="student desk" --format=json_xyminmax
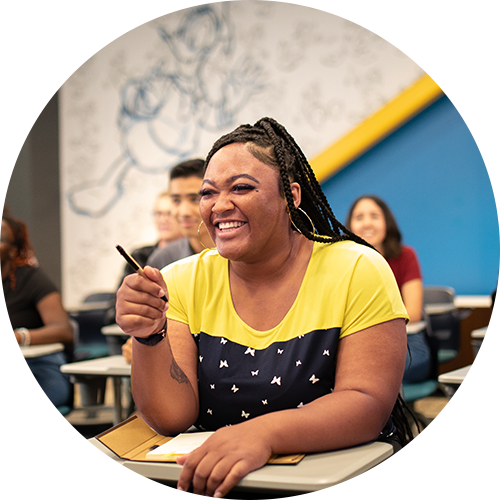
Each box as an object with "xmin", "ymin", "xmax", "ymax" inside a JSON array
[
  {"xmin": 101, "ymin": 324, "xmax": 128, "ymax": 355},
  {"xmin": 89, "ymin": 436, "xmax": 393, "ymax": 497},
  {"xmin": 454, "ymin": 295, "xmax": 491, "ymax": 309},
  {"xmin": 438, "ymin": 364, "xmax": 500, "ymax": 491},
  {"xmin": 21, "ymin": 343, "xmax": 64, "ymax": 358},
  {"xmin": 470, "ymin": 325, "xmax": 500, "ymax": 339},
  {"xmin": 425, "ymin": 295, "xmax": 491, "ymax": 372},
  {"xmin": 61, "ymin": 355, "xmax": 131, "ymax": 424}
]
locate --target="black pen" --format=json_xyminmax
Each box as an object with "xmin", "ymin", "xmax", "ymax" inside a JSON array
[{"xmin": 116, "ymin": 245, "xmax": 168, "ymax": 302}]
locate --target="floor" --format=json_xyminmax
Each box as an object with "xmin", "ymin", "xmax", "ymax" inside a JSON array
[{"xmin": 4, "ymin": 392, "xmax": 500, "ymax": 500}]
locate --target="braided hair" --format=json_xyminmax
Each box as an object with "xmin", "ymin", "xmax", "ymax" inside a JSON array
[
  {"xmin": 2, "ymin": 215, "xmax": 37, "ymax": 289},
  {"xmin": 205, "ymin": 117, "xmax": 416, "ymax": 445},
  {"xmin": 205, "ymin": 117, "xmax": 369, "ymax": 246}
]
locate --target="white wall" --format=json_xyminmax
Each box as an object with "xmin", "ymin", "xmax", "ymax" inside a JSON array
[{"xmin": 59, "ymin": 1, "xmax": 423, "ymax": 307}]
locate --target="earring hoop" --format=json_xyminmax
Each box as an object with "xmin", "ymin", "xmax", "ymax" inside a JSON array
[
  {"xmin": 288, "ymin": 206, "xmax": 316, "ymax": 235},
  {"xmin": 198, "ymin": 220, "xmax": 210, "ymax": 250}
]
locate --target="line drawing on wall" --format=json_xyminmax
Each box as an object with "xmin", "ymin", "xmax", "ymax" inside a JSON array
[{"xmin": 66, "ymin": 4, "xmax": 265, "ymax": 218}]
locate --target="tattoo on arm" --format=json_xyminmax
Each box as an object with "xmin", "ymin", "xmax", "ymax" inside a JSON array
[
  {"xmin": 170, "ymin": 357, "xmax": 189, "ymax": 384},
  {"xmin": 164, "ymin": 327, "xmax": 190, "ymax": 384}
]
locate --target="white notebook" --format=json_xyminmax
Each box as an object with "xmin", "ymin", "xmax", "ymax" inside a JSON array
[{"xmin": 147, "ymin": 432, "xmax": 214, "ymax": 458}]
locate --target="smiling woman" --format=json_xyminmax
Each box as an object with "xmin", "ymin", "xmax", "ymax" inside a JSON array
[
  {"xmin": 115, "ymin": 117, "xmax": 414, "ymax": 498},
  {"xmin": 346, "ymin": 195, "xmax": 431, "ymax": 384}
]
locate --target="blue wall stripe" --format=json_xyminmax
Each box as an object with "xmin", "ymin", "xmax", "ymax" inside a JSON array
[{"xmin": 321, "ymin": 96, "xmax": 499, "ymax": 295}]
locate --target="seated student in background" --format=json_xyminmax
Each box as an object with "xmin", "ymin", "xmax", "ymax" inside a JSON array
[
  {"xmin": 346, "ymin": 195, "xmax": 431, "ymax": 383},
  {"xmin": 121, "ymin": 159, "xmax": 213, "ymax": 363},
  {"xmin": 2, "ymin": 214, "xmax": 73, "ymax": 407},
  {"xmin": 129, "ymin": 190, "xmax": 183, "ymax": 269},
  {"xmin": 0, "ymin": 201, "xmax": 38, "ymax": 267},
  {"xmin": 105, "ymin": 190, "xmax": 183, "ymax": 326},
  {"xmin": 116, "ymin": 117, "xmax": 414, "ymax": 498},
  {"xmin": 146, "ymin": 158, "xmax": 213, "ymax": 270},
  {"xmin": 116, "ymin": 190, "xmax": 183, "ymax": 285}
]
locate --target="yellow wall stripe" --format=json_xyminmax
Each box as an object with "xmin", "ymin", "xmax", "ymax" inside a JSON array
[{"xmin": 310, "ymin": 74, "xmax": 444, "ymax": 183}]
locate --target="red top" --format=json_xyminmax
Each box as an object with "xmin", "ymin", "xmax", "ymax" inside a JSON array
[{"xmin": 387, "ymin": 246, "xmax": 422, "ymax": 292}]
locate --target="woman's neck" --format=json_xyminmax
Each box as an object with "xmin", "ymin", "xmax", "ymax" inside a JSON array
[{"xmin": 229, "ymin": 232, "xmax": 313, "ymax": 285}]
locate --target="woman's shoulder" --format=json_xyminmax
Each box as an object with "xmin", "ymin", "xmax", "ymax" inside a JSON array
[
  {"xmin": 163, "ymin": 248, "xmax": 223, "ymax": 277},
  {"xmin": 316, "ymin": 239, "xmax": 385, "ymax": 265},
  {"xmin": 15, "ymin": 264, "xmax": 50, "ymax": 281},
  {"xmin": 395, "ymin": 245, "xmax": 420, "ymax": 264},
  {"xmin": 400, "ymin": 245, "xmax": 418, "ymax": 257},
  {"xmin": 14, "ymin": 265, "xmax": 58, "ymax": 297}
]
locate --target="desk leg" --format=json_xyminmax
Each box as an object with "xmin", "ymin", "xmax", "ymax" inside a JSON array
[
  {"xmin": 112, "ymin": 377, "xmax": 123, "ymax": 425},
  {"xmin": 52, "ymin": 472, "xmax": 118, "ymax": 500},
  {"xmin": 479, "ymin": 390, "xmax": 493, "ymax": 491}
]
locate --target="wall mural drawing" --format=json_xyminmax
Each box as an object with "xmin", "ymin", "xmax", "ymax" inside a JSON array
[
  {"xmin": 67, "ymin": 4, "xmax": 265, "ymax": 218},
  {"xmin": 60, "ymin": 1, "xmax": 423, "ymax": 308}
]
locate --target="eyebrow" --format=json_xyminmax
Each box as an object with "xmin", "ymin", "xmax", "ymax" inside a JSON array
[{"xmin": 202, "ymin": 174, "xmax": 260, "ymax": 186}]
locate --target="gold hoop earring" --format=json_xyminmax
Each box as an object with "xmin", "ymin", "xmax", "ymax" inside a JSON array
[
  {"xmin": 198, "ymin": 220, "xmax": 210, "ymax": 250},
  {"xmin": 288, "ymin": 206, "xmax": 316, "ymax": 235}
]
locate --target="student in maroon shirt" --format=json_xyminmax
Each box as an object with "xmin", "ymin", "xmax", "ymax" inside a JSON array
[{"xmin": 347, "ymin": 195, "xmax": 431, "ymax": 384}]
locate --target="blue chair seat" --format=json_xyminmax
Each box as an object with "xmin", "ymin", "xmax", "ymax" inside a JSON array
[
  {"xmin": 474, "ymin": 438, "xmax": 500, "ymax": 474},
  {"xmin": 437, "ymin": 349, "xmax": 458, "ymax": 364},
  {"xmin": 403, "ymin": 379, "xmax": 438, "ymax": 403},
  {"xmin": 25, "ymin": 405, "xmax": 71, "ymax": 431}
]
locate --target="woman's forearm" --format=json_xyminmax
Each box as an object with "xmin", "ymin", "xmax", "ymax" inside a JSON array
[
  {"xmin": 246, "ymin": 389, "xmax": 391, "ymax": 455},
  {"xmin": 131, "ymin": 335, "xmax": 199, "ymax": 436}
]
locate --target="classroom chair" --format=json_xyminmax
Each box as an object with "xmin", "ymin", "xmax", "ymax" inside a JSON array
[
  {"xmin": 423, "ymin": 286, "xmax": 470, "ymax": 365},
  {"xmin": 402, "ymin": 318, "xmax": 457, "ymax": 498},
  {"xmin": 70, "ymin": 292, "xmax": 115, "ymax": 360}
]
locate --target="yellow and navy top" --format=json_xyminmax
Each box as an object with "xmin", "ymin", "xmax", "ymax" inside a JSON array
[{"xmin": 163, "ymin": 240, "xmax": 408, "ymax": 431}]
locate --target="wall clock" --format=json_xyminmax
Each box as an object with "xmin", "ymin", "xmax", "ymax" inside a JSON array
[{"xmin": 0, "ymin": 85, "xmax": 9, "ymax": 125}]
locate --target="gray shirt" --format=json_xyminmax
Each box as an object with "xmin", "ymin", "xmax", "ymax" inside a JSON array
[{"xmin": 146, "ymin": 238, "xmax": 195, "ymax": 271}]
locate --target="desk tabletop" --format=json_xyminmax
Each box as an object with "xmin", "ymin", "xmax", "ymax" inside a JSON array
[
  {"xmin": 21, "ymin": 343, "xmax": 64, "ymax": 358},
  {"xmin": 89, "ymin": 437, "xmax": 392, "ymax": 493},
  {"xmin": 61, "ymin": 355, "xmax": 131, "ymax": 377},
  {"xmin": 424, "ymin": 303, "xmax": 456, "ymax": 315},
  {"xmin": 470, "ymin": 325, "xmax": 500, "ymax": 339},
  {"xmin": 406, "ymin": 321, "xmax": 426, "ymax": 334},
  {"xmin": 424, "ymin": 295, "xmax": 492, "ymax": 315},
  {"xmin": 68, "ymin": 301, "xmax": 113, "ymax": 313},
  {"xmin": 101, "ymin": 324, "xmax": 126, "ymax": 336},
  {"xmin": 454, "ymin": 295, "xmax": 491, "ymax": 309},
  {"xmin": 438, "ymin": 363, "xmax": 500, "ymax": 388}
]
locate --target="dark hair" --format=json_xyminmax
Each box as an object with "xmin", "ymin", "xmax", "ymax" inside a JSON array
[
  {"xmin": 2, "ymin": 215, "xmax": 37, "ymax": 289},
  {"xmin": 205, "ymin": 117, "xmax": 369, "ymax": 246},
  {"xmin": 346, "ymin": 195, "xmax": 402, "ymax": 260},
  {"xmin": 170, "ymin": 159, "xmax": 205, "ymax": 181}
]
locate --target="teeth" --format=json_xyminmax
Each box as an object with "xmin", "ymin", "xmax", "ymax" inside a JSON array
[{"xmin": 218, "ymin": 221, "xmax": 245, "ymax": 231}]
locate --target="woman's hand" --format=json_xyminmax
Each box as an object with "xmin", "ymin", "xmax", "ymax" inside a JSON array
[
  {"xmin": 176, "ymin": 424, "xmax": 272, "ymax": 498},
  {"xmin": 115, "ymin": 266, "xmax": 169, "ymax": 339}
]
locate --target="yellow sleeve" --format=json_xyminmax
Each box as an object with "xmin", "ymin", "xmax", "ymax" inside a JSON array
[{"xmin": 340, "ymin": 250, "xmax": 409, "ymax": 338}]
